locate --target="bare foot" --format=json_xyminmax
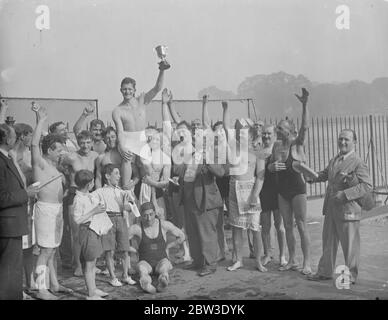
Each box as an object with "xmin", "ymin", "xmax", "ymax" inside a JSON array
[
  {"xmin": 74, "ymin": 267, "xmax": 83, "ymax": 277},
  {"xmin": 261, "ymin": 255, "xmax": 272, "ymax": 266},
  {"xmin": 35, "ymin": 289, "xmax": 58, "ymax": 300},
  {"xmin": 279, "ymin": 262, "xmax": 299, "ymax": 271},
  {"xmin": 300, "ymin": 266, "xmax": 312, "ymax": 275},
  {"xmin": 279, "ymin": 256, "xmax": 288, "ymax": 267},
  {"xmin": 227, "ymin": 261, "xmax": 243, "ymax": 271},
  {"xmin": 157, "ymin": 275, "xmax": 169, "ymax": 292},
  {"xmin": 94, "ymin": 288, "xmax": 109, "ymax": 297},
  {"xmin": 256, "ymin": 264, "xmax": 268, "ymax": 272},
  {"xmin": 50, "ymin": 284, "xmax": 73, "ymax": 294},
  {"xmin": 140, "ymin": 279, "xmax": 156, "ymax": 294}
]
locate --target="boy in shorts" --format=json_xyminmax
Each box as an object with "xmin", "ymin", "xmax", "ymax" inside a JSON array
[
  {"xmin": 72, "ymin": 170, "xmax": 109, "ymax": 300},
  {"xmin": 94, "ymin": 164, "xmax": 137, "ymax": 287}
]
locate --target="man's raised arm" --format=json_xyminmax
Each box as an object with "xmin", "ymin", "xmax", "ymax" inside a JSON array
[
  {"xmin": 73, "ymin": 103, "xmax": 95, "ymax": 136},
  {"xmin": 168, "ymin": 95, "xmax": 181, "ymax": 124},
  {"xmin": 144, "ymin": 66, "xmax": 166, "ymax": 105},
  {"xmin": 222, "ymin": 101, "xmax": 231, "ymax": 140},
  {"xmin": 31, "ymin": 105, "xmax": 48, "ymax": 169},
  {"xmin": 202, "ymin": 94, "xmax": 211, "ymax": 129},
  {"xmin": 294, "ymin": 88, "xmax": 309, "ymax": 146}
]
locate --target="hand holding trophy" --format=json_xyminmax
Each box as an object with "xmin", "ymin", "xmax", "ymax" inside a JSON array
[{"xmin": 155, "ymin": 45, "xmax": 171, "ymax": 70}]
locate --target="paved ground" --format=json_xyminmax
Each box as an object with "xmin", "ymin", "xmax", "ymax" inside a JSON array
[{"xmin": 33, "ymin": 199, "xmax": 388, "ymax": 300}]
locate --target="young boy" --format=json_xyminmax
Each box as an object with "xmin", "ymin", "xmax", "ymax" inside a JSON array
[
  {"xmin": 72, "ymin": 170, "xmax": 109, "ymax": 300},
  {"xmin": 94, "ymin": 164, "xmax": 137, "ymax": 287}
]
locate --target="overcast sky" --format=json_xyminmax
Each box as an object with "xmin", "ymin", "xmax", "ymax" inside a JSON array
[{"xmin": 0, "ymin": 0, "xmax": 387, "ymax": 113}]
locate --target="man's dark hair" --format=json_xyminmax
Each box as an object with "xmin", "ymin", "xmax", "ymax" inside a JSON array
[
  {"xmin": 90, "ymin": 119, "xmax": 105, "ymax": 130},
  {"xmin": 102, "ymin": 126, "xmax": 116, "ymax": 139},
  {"xmin": 341, "ymin": 129, "xmax": 357, "ymax": 141},
  {"xmin": 102, "ymin": 163, "xmax": 119, "ymax": 178},
  {"xmin": 76, "ymin": 130, "xmax": 94, "ymax": 143},
  {"xmin": 0, "ymin": 124, "xmax": 13, "ymax": 145},
  {"xmin": 140, "ymin": 201, "xmax": 155, "ymax": 213},
  {"xmin": 74, "ymin": 170, "xmax": 94, "ymax": 189},
  {"xmin": 14, "ymin": 123, "xmax": 33, "ymax": 140},
  {"xmin": 49, "ymin": 121, "xmax": 65, "ymax": 134},
  {"xmin": 212, "ymin": 121, "xmax": 223, "ymax": 131},
  {"xmin": 120, "ymin": 77, "xmax": 136, "ymax": 89},
  {"xmin": 41, "ymin": 134, "xmax": 65, "ymax": 155}
]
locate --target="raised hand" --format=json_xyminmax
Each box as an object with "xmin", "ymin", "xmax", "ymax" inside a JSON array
[
  {"xmin": 161, "ymin": 88, "xmax": 171, "ymax": 104},
  {"xmin": 36, "ymin": 106, "xmax": 48, "ymax": 122},
  {"xmin": 202, "ymin": 94, "xmax": 209, "ymax": 105},
  {"xmin": 168, "ymin": 90, "xmax": 173, "ymax": 105},
  {"xmin": 83, "ymin": 103, "xmax": 95, "ymax": 116},
  {"xmin": 295, "ymin": 88, "xmax": 309, "ymax": 105},
  {"xmin": 222, "ymin": 101, "xmax": 228, "ymax": 109},
  {"xmin": 31, "ymin": 101, "xmax": 40, "ymax": 112}
]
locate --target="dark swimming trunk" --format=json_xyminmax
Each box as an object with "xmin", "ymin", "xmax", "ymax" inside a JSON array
[{"xmin": 275, "ymin": 146, "xmax": 306, "ymax": 201}]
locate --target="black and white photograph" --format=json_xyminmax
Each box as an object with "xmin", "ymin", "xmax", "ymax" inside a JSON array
[{"xmin": 0, "ymin": 0, "xmax": 388, "ymax": 304}]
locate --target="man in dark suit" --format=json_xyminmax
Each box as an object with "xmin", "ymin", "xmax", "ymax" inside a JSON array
[
  {"xmin": 307, "ymin": 129, "xmax": 372, "ymax": 284},
  {"xmin": 176, "ymin": 154, "xmax": 225, "ymax": 277},
  {"xmin": 0, "ymin": 123, "xmax": 39, "ymax": 300}
]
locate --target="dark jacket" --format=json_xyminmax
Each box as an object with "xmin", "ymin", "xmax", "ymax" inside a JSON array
[
  {"xmin": 176, "ymin": 163, "xmax": 224, "ymax": 213},
  {"xmin": 0, "ymin": 151, "xmax": 28, "ymax": 237}
]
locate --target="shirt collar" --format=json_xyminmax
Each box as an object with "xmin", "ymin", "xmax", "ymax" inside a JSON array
[
  {"xmin": 103, "ymin": 184, "xmax": 121, "ymax": 190},
  {"xmin": 337, "ymin": 150, "xmax": 354, "ymax": 161},
  {"xmin": 75, "ymin": 190, "xmax": 90, "ymax": 197}
]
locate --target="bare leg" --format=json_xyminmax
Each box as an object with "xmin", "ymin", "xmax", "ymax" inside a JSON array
[
  {"xmin": 137, "ymin": 261, "xmax": 156, "ymax": 294},
  {"xmin": 156, "ymin": 258, "xmax": 173, "ymax": 292},
  {"xmin": 278, "ymin": 194, "xmax": 298, "ymax": 271},
  {"xmin": 70, "ymin": 221, "xmax": 82, "ymax": 277},
  {"xmin": 292, "ymin": 194, "xmax": 311, "ymax": 274},
  {"xmin": 34, "ymin": 248, "xmax": 57, "ymax": 300},
  {"xmin": 273, "ymin": 209, "xmax": 287, "ymax": 266},
  {"xmin": 121, "ymin": 160, "xmax": 133, "ymax": 190},
  {"xmin": 227, "ymin": 227, "xmax": 243, "ymax": 271},
  {"xmin": 121, "ymin": 251, "xmax": 136, "ymax": 284},
  {"xmin": 49, "ymin": 248, "xmax": 73, "ymax": 293},
  {"xmin": 253, "ymin": 230, "xmax": 267, "ymax": 272},
  {"xmin": 260, "ymin": 211, "xmax": 272, "ymax": 265},
  {"xmin": 85, "ymin": 260, "xmax": 97, "ymax": 297},
  {"xmin": 105, "ymin": 250, "xmax": 116, "ymax": 280},
  {"xmin": 181, "ymin": 228, "xmax": 192, "ymax": 261}
]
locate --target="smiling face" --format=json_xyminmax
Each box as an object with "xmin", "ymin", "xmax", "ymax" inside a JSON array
[
  {"xmin": 105, "ymin": 167, "xmax": 121, "ymax": 187},
  {"xmin": 261, "ymin": 125, "xmax": 275, "ymax": 148},
  {"xmin": 78, "ymin": 137, "xmax": 93, "ymax": 155},
  {"xmin": 276, "ymin": 120, "xmax": 293, "ymax": 141},
  {"xmin": 55, "ymin": 123, "xmax": 68, "ymax": 139},
  {"xmin": 91, "ymin": 123, "xmax": 103, "ymax": 141},
  {"xmin": 120, "ymin": 83, "xmax": 136, "ymax": 101},
  {"xmin": 338, "ymin": 130, "xmax": 356, "ymax": 155},
  {"xmin": 104, "ymin": 130, "xmax": 117, "ymax": 149}
]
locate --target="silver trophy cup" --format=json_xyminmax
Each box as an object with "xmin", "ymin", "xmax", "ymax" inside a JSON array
[{"xmin": 155, "ymin": 45, "xmax": 170, "ymax": 70}]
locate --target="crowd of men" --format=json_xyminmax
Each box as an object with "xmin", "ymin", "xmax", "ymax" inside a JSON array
[{"xmin": 0, "ymin": 61, "xmax": 372, "ymax": 300}]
